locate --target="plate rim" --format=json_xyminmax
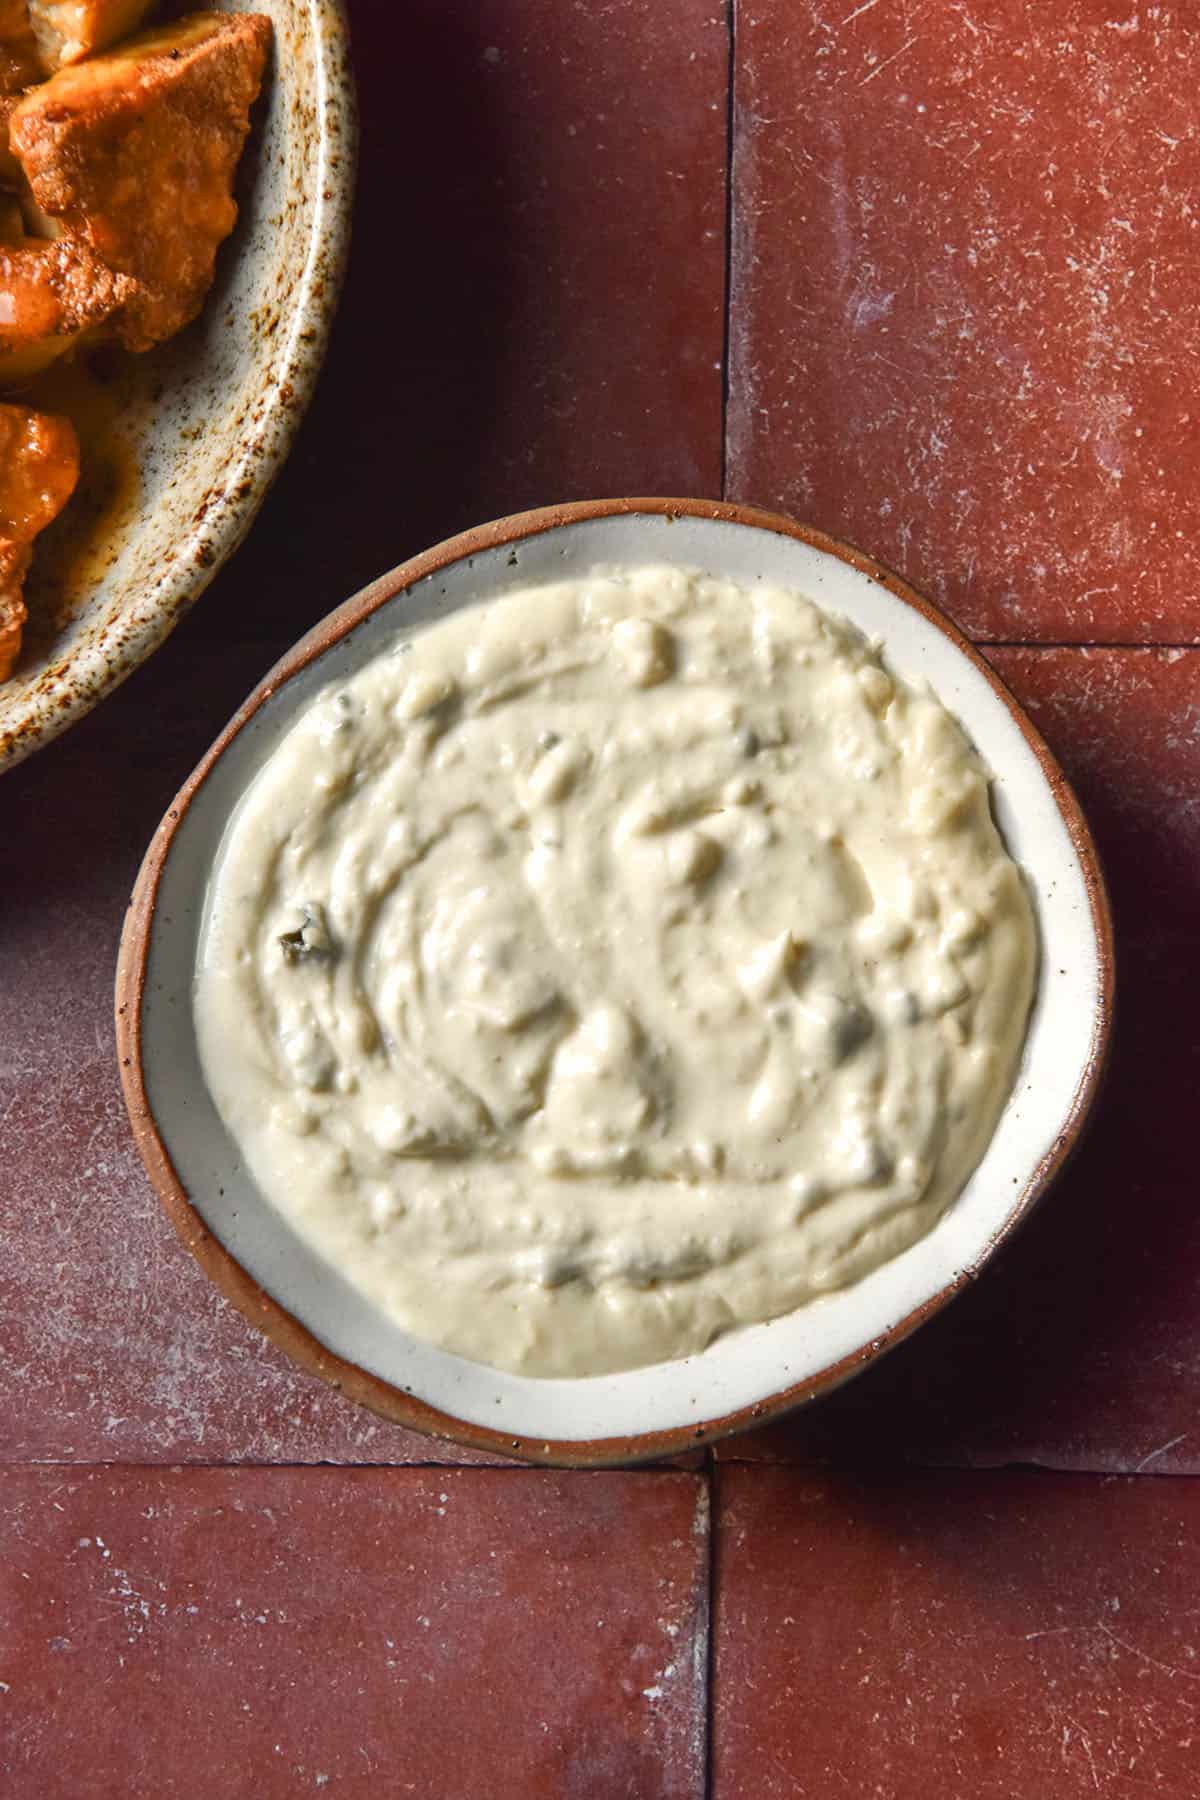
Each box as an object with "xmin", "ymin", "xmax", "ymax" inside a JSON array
[
  {"xmin": 0, "ymin": 0, "xmax": 359, "ymax": 774},
  {"xmin": 114, "ymin": 496, "xmax": 1116, "ymax": 1467}
]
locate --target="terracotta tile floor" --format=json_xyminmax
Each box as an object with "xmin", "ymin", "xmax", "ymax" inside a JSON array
[
  {"xmin": 728, "ymin": 0, "xmax": 1200, "ymax": 644},
  {"xmin": 2, "ymin": 1, "xmax": 1197, "ymax": 1791},
  {"xmin": 1, "ymin": 1468, "xmax": 709, "ymax": 1798},
  {"xmin": 713, "ymin": 1468, "xmax": 1200, "ymax": 1797}
]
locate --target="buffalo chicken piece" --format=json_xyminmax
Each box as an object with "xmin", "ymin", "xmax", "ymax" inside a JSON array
[
  {"xmin": 1, "ymin": 1, "xmax": 41, "ymax": 185},
  {"xmin": 10, "ymin": 11, "xmax": 271, "ymax": 352},
  {"xmin": 1, "ymin": 0, "xmax": 42, "ymax": 94},
  {"xmin": 1, "ymin": 232, "xmax": 133, "ymax": 380},
  {"xmin": 0, "ymin": 400, "xmax": 79, "ymax": 678},
  {"xmin": 27, "ymin": 0, "xmax": 155, "ymax": 69}
]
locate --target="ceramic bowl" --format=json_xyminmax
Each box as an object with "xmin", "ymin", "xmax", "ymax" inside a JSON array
[
  {"xmin": 116, "ymin": 498, "xmax": 1113, "ymax": 1466},
  {"xmin": 0, "ymin": 0, "xmax": 356, "ymax": 773}
]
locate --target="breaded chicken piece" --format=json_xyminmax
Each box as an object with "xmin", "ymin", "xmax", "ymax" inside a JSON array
[
  {"xmin": 0, "ymin": 540, "xmax": 30, "ymax": 674},
  {"xmin": 1, "ymin": 232, "xmax": 133, "ymax": 381},
  {"xmin": 28, "ymin": 1, "xmax": 155, "ymax": 69},
  {"xmin": 0, "ymin": 401, "xmax": 79, "ymax": 679},
  {"xmin": 1, "ymin": 0, "xmax": 39, "ymax": 186},
  {"xmin": 1, "ymin": 0, "xmax": 43, "ymax": 95},
  {"xmin": 0, "ymin": 402, "xmax": 79, "ymax": 540},
  {"xmin": 1, "ymin": 0, "xmax": 41, "ymax": 184},
  {"xmin": 10, "ymin": 11, "xmax": 272, "ymax": 352},
  {"xmin": 0, "ymin": 536, "xmax": 33, "ymax": 679}
]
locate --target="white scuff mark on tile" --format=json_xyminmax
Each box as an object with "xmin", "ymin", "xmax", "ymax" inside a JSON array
[
  {"xmin": 1097, "ymin": 1621, "xmax": 1200, "ymax": 1684},
  {"xmin": 849, "ymin": 283, "xmax": 896, "ymax": 330},
  {"xmin": 841, "ymin": 0, "xmax": 883, "ymax": 23},
  {"xmin": 1134, "ymin": 1433, "xmax": 1187, "ymax": 1472},
  {"xmin": 859, "ymin": 35, "xmax": 919, "ymax": 86}
]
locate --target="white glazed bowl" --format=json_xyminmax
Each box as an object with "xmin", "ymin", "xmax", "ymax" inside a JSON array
[
  {"xmin": 0, "ymin": 0, "xmax": 356, "ymax": 773},
  {"xmin": 116, "ymin": 499, "xmax": 1113, "ymax": 1465}
]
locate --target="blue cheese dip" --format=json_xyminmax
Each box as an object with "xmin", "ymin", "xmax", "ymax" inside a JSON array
[{"xmin": 195, "ymin": 566, "xmax": 1037, "ymax": 1376}]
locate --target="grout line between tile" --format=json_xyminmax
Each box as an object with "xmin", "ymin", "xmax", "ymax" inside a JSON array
[
  {"xmin": 719, "ymin": 0, "xmax": 736, "ymax": 503},
  {"xmin": 704, "ymin": 1454, "xmax": 718, "ymax": 1800},
  {"xmin": 0, "ymin": 1458, "xmax": 708, "ymax": 1476},
  {"xmin": 7, "ymin": 1456, "xmax": 1197, "ymax": 1481},
  {"xmin": 708, "ymin": 1454, "xmax": 1200, "ymax": 1481},
  {"xmin": 980, "ymin": 640, "xmax": 1200, "ymax": 652}
]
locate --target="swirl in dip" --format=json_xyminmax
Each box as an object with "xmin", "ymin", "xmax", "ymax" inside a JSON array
[{"xmin": 195, "ymin": 566, "xmax": 1037, "ymax": 1376}]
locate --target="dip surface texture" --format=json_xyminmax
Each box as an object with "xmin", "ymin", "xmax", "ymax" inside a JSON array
[{"xmin": 195, "ymin": 567, "xmax": 1037, "ymax": 1376}]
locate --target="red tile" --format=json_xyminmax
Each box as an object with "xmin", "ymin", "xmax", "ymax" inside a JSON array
[
  {"xmin": 0, "ymin": 1466, "xmax": 709, "ymax": 1798},
  {"xmin": 0, "ymin": 649, "xmax": 508, "ymax": 1465},
  {"xmin": 0, "ymin": 640, "xmax": 709, "ymax": 1466},
  {"xmin": 193, "ymin": 0, "xmax": 729, "ymax": 649},
  {"xmin": 729, "ymin": 1, "xmax": 1200, "ymax": 642},
  {"xmin": 715, "ymin": 1466, "xmax": 1200, "ymax": 1799},
  {"xmin": 716, "ymin": 927, "xmax": 1200, "ymax": 1475},
  {"xmin": 731, "ymin": 639, "xmax": 1190, "ymax": 1476},
  {"xmin": 2, "ymin": 0, "xmax": 726, "ymax": 1464},
  {"xmin": 718, "ymin": 649, "xmax": 1200, "ymax": 1472},
  {"xmin": 988, "ymin": 646, "xmax": 1200, "ymax": 930}
]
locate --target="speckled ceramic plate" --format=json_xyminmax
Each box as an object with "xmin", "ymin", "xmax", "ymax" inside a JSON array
[
  {"xmin": 0, "ymin": 0, "xmax": 356, "ymax": 773},
  {"xmin": 116, "ymin": 499, "xmax": 1114, "ymax": 1467}
]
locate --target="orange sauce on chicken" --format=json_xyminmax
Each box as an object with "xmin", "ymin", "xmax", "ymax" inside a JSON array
[{"xmin": 16, "ymin": 348, "xmax": 141, "ymax": 647}]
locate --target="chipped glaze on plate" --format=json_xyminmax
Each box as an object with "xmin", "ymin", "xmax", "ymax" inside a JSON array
[
  {"xmin": 116, "ymin": 499, "xmax": 1114, "ymax": 1467},
  {"xmin": 0, "ymin": 0, "xmax": 356, "ymax": 773}
]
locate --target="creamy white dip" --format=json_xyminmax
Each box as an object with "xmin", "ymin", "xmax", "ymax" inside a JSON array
[{"xmin": 195, "ymin": 565, "xmax": 1037, "ymax": 1376}]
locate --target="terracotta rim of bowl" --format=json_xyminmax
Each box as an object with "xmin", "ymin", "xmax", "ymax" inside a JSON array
[
  {"xmin": 0, "ymin": 0, "xmax": 358, "ymax": 774},
  {"xmin": 115, "ymin": 496, "xmax": 1116, "ymax": 1468}
]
